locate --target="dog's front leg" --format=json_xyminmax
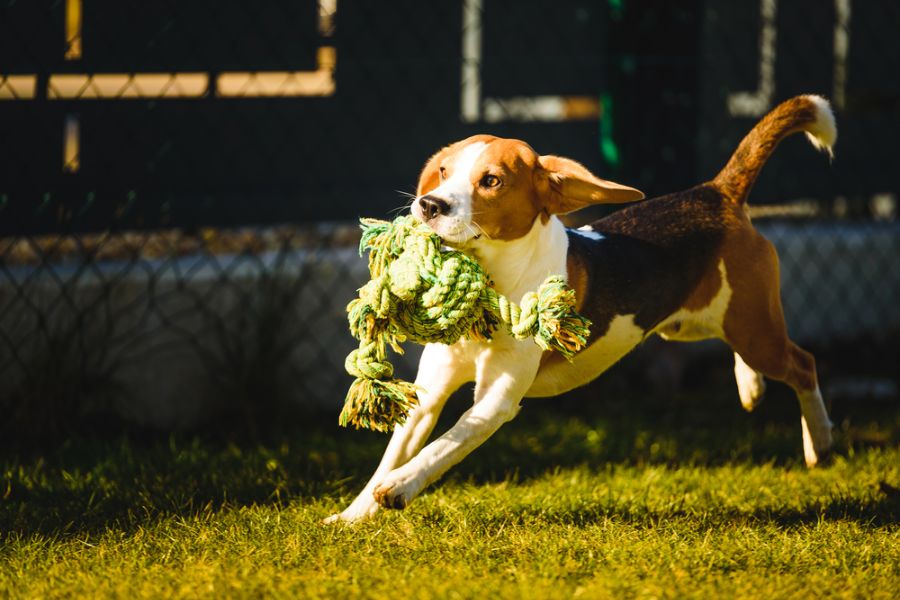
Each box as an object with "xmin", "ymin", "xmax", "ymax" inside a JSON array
[
  {"xmin": 373, "ymin": 342, "xmax": 542, "ymax": 510},
  {"xmin": 324, "ymin": 344, "xmax": 474, "ymax": 523}
]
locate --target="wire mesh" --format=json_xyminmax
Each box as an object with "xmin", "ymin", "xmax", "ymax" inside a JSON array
[{"xmin": 0, "ymin": 1, "xmax": 897, "ymax": 435}]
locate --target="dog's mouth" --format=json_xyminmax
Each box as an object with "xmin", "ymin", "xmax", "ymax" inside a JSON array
[
  {"xmin": 437, "ymin": 227, "xmax": 482, "ymax": 247},
  {"xmin": 410, "ymin": 204, "xmax": 481, "ymax": 244}
]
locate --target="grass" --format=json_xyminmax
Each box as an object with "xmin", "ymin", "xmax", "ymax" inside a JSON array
[{"xmin": 1, "ymin": 378, "xmax": 898, "ymax": 598}]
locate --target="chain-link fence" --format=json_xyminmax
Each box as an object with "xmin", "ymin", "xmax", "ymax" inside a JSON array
[{"xmin": 1, "ymin": 1, "xmax": 898, "ymax": 439}]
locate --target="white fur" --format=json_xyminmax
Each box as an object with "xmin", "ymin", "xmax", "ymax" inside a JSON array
[
  {"xmin": 656, "ymin": 261, "xmax": 732, "ymax": 342},
  {"xmin": 734, "ymin": 352, "xmax": 766, "ymax": 412},
  {"xmin": 798, "ymin": 386, "xmax": 834, "ymax": 467},
  {"xmin": 527, "ymin": 314, "xmax": 645, "ymax": 397},
  {"xmin": 415, "ymin": 141, "xmax": 487, "ymax": 244},
  {"xmin": 470, "ymin": 216, "xmax": 569, "ymax": 298},
  {"xmin": 801, "ymin": 95, "xmax": 837, "ymax": 158}
]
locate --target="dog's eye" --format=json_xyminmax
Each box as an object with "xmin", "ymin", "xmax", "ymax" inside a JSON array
[
  {"xmin": 439, "ymin": 167, "xmax": 447, "ymax": 180},
  {"xmin": 480, "ymin": 174, "xmax": 501, "ymax": 188}
]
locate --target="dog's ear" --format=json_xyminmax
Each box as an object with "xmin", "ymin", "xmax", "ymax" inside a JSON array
[{"xmin": 536, "ymin": 155, "xmax": 644, "ymax": 215}]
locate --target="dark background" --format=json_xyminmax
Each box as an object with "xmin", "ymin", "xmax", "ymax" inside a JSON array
[
  {"xmin": 0, "ymin": 1, "xmax": 897, "ymax": 442},
  {"xmin": 2, "ymin": 1, "xmax": 897, "ymax": 235}
]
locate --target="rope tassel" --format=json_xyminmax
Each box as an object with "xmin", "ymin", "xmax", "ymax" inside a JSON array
[{"xmin": 340, "ymin": 215, "xmax": 591, "ymax": 431}]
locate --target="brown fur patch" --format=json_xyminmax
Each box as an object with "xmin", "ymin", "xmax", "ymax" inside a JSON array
[
  {"xmin": 468, "ymin": 140, "xmax": 544, "ymax": 241},
  {"xmin": 565, "ymin": 250, "xmax": 589, "ymax": 313},
  {"xmin": 682, "ymin": 261, "xmax": 723, "ymax": 311}
]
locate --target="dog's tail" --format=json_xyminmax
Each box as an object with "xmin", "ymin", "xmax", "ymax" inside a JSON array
[{"xmin": 713, "ymin": 95, "xmax": 836, "ymax": 204}]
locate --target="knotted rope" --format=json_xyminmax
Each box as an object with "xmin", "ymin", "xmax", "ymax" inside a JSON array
[{"xmin": 340, "ymin": 215, "xmax": 591, "ymax": 432}]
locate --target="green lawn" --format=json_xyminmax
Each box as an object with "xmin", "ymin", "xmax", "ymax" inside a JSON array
[{"xmin": 2, "ymin": 383, "xmax": 898, "ymax": 598}]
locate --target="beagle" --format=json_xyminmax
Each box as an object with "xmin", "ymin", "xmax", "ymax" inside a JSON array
[{"xmin": 327, "ymin": 95, "xmax": 836, "ymax": 523}]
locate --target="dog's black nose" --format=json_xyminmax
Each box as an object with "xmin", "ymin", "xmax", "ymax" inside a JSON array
[{"xmin": 418, "ymin": 195, "xmax": 450, "ymax": 220}]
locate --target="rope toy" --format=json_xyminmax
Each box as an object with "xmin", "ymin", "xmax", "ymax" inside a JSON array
[{"xmin": 340, "ymin": 215, "xmax": 592, "ymax": 432}]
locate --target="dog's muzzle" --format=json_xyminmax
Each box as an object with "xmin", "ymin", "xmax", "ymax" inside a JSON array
[{"xmin": 417, "ymin": 195, "xmax": 451, "ymax": 221}]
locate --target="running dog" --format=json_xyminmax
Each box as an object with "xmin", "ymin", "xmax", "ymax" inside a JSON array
[{"xmin": 327, "ymin": 95, "xmax": 836, "ymax": 523}]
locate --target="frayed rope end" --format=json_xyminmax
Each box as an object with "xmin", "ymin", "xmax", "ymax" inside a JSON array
[{"xmin": 339, "ymin": 378, "xmax": 419, "ymax": 433}]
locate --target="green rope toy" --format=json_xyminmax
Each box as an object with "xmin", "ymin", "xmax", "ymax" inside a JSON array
[{"xmin": 340, "ymin": 215, "xmax": 592, "ymax": 432}]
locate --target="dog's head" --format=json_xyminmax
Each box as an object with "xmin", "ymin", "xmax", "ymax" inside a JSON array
[{"xmin": 411, "ymin": 135, "xmax": 643, "ymax": 245}]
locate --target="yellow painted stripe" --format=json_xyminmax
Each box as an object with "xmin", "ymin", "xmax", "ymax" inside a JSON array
[
  {"xmin": 0, "ymin": 75, "xmax": 37, "ymax": 100},
  {"xmin": 65, "ymin": 0, "xmax": 83, "ymax": 60},
  {"xmin": 48, "ymin": 73, "xmax": 209, "ymax": 99},
  {"xmin": 217, "ymin": 48, "xmax": 336, "ymax": 97}
]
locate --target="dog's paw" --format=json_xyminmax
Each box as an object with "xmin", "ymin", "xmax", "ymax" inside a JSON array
[
  {"xmin": 322, "ymin": 500, "xmax": 379, "ymax": 525},
  {"xmin": 801, "ymin": 415, "xmax": 834, "ymax": 468},
  {"xmin": 803, "ymin": 438, "xmax": 834, "ymax": 468},
  {"xmin": 373, "ymin": 472, "xmax": 423, "ymax": 510},
  {"xmin": 373, "ymin": 482, "xmax": 409, "ymax": 509},
  {"xmin": 322, "ymin": 513, "xmax": 346, "ymax": 525}
]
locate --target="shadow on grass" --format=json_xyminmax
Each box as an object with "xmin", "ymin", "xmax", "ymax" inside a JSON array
[
  {"xmin": 464, "ymin": 491, "xmax": 900, "ymax": 530},
  {"xmin": 448, "ymin": 371, "xmax": 899, "ymax": 482},
  {"xmin": 2, "ymin": 367, "xmax": 898, "ymax": 539}
]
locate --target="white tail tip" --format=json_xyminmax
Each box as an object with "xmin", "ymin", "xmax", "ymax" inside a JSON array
[{"xmin": 802, "ymin": 95, "xmax": 837, "ymax": 159}]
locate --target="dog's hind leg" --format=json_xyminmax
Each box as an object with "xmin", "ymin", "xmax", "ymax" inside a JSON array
[
  {"xmin": 324, "ymin": 344, "xmax": 474, "ymax": 523},
  {"xmin": 723, "ymin": 235, "xmax": 833, "ymax": 467},
  {"xmin": 729, "ymin": 327, "xmax": 832, "ymax": 467}
]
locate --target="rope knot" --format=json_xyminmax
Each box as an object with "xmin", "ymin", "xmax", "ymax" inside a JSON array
[{"xmin": 344, "ymin": 344, "xmax": 394, "ymax": 380}]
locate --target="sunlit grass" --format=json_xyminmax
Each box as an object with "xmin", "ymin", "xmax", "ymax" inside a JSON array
[{"xmin": 1, "ymin": 384, "xmax": 898, "ymax": 598}]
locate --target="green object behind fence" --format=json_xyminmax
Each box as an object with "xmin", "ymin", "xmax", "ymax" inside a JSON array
[{"xmin": 340, "ymin": 215, "xmax": 592, "ymax": 432}]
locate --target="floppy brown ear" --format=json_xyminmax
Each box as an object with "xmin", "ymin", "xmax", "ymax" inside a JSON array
[{"xmin": 536, "ymin": 155, "xmax": 644, "ymax": 215}]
